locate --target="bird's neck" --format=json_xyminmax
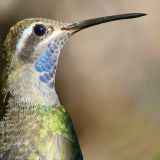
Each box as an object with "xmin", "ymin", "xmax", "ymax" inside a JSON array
[{"xmin": 4, "ymin": 63, "xmax": 60, "ymax": 106}]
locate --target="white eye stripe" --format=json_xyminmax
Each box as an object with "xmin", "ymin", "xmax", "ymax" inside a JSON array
[{"xmin": 15, "ymin": 23, "xmax": 35, "ymax": 55}]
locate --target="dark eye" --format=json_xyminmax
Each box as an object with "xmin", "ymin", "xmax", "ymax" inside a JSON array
[{"xmin": 34, "ymin": 24, "xmax": 46, "ymax": 36}]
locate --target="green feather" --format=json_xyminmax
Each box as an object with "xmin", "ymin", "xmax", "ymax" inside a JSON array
[{"xmin": 0, "ymin": 104, "xmax": 83, "ymax": 160}]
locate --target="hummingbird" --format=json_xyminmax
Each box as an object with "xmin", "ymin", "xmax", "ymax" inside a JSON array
[{"xmin": 0, "ymin": 13, "xmax": 146, "ymax": 160}]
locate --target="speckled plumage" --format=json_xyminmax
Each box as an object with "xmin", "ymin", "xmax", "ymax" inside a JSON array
[
  {"xmin": 0, "ymin": 104, "xmax": 82, "ymax": 160},
  {"xmin": 0, "ymin": 13, "xmax": 146, "ymax": 160},
  {"xmin": 0, "ymin": 18, "xmax": 82, "ymax": 160}
]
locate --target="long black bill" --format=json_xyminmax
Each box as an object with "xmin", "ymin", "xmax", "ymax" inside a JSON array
[{"xmin": 63, "ymin": 13, "xmax": 146, "ymax": 32}]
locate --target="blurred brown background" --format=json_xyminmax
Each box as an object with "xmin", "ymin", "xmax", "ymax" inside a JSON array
[{"xmin": 0, "ymin": 0, "xmax": 160, "ymax": 160}]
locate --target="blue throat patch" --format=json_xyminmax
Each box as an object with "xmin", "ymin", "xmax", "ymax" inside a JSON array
[{"xmin": 35, "ymin": 41, "xmax": 59, "ymax": 89}]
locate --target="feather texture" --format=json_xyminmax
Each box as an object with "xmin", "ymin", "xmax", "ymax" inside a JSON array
[{"xmin": 0, "ymin": 103, "xmax": 83, "ymax": 160}]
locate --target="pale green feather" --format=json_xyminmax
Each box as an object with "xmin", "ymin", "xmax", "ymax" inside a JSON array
[{"xmin": 0, "ymin": 104, "xmax": 83, "ymax": 160}]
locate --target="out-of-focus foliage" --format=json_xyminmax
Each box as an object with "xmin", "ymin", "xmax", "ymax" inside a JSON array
[{"xmin": 0, "ymin": 0, "xmax": 160, "ymax": 160}]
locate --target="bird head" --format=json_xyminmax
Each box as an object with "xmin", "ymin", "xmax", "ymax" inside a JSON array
[
  {"xmin": 4, "ymin": 13, "xmax": 146, "ymax": 86},
  {"xmin": 4, "ymin": 13, "xmax": 146, "ymax": 89}
]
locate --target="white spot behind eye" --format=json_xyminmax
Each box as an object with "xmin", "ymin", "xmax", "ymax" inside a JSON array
[{"xmin": 15, "ymin": 23, "xmax": 35, "ymax": 56}]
